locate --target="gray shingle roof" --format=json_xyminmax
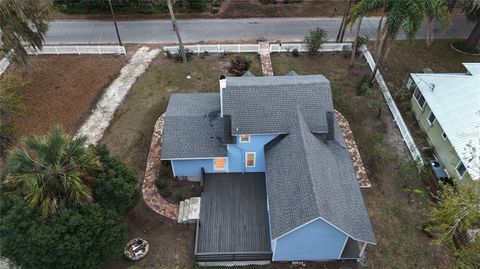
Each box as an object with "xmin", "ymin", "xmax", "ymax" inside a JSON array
[
  {"xmin": 161, "ymin": 93, "xmax": 229, "ymax": 159},
  {"xmin": 265, "ymin": 111, "xmax": 376, "ymax": 244},
  {"xmin": 223, "ymin": 75, "xmax": 332, "ymax": 135}
]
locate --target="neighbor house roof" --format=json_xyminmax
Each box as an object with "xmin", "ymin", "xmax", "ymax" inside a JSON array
[
  {"xmin": 265, "ymin": 111, "xmax": 376, "ymax": 244},
  {"xmin": 411, "ymin": 63, "xmax": 480, "ymax": 180},
  {"xmin": 222, "ymin": 75, "xmax": 333, "ymax": 135},
  {"xmin": 161, "ymin": 93, "xmax": 231, "ymax": 159}
]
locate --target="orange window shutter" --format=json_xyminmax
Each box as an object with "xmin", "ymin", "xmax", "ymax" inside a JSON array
[
  {"xmin": 246, "ymin": 153, "xmax": 254, "ymax": 166},
  {"xmin": 215, "ymin": 158, "xmax": 225, "ymax": 169}
]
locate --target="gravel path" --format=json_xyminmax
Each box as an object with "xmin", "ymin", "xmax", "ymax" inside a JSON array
[{"xmin": 76, "ymin": 46, "xmax": 160, "ymax": 144}]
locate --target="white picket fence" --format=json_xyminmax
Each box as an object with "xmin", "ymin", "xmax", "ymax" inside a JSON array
[
  {"xmin": 360, "ymin": 45, "xmax": 423, "ymax": 165},
  {"xmin": 163, "ymin": 42, "xmax": 352, "ymax": 55},
  {"xmin": 25, "ymin": 45, "xmax": 126, "ymax": 55},
  {"xmin": 0, "ymin": 45, "xmax": 126, "ymax": 76},
  {"xmin": 269, "ymin": 43, "xmax": 352, "ymax": 53},
  {"xmin": 163, "ymin": 44, "xmax": 259, "ymax": 55}
]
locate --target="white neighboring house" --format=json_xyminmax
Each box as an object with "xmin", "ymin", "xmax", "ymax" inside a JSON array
[{"xmin": 407, "ymin": 63, "xmax": 480, "ymax": 182}]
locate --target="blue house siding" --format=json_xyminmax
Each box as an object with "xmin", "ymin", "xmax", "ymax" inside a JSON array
[
  {"xmin": 272, "ymin": 218, "xmax": 347, "ymax": 261},
  {"xmin": 227, "ymin": 134, "xmax": 277, "ymax": 173},
  {"xmin": 171, "ymin": 159, "xmax": 216, "ymax": 177}
]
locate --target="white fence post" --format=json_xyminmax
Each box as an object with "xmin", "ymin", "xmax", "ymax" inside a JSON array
[{"xmin": 197, "ymin": 44, "xmax": 200, "ymax": 55}]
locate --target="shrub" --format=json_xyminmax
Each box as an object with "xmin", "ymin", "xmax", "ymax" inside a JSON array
[
  {"xmin": 93, "ymin": 144, "xmax": 141, "ymax": 214},
  {"xmin": 211, "ymin": 0, "xmax": 222, "ymax": 7},
  {"xmin": 174, "ymin": 48, "xmax": 193, "ymax": 62},
  {"xmin": 175, "ymin": 191, "xmax": 183, "ymax": 201},
  {"xmin": 165, "ymin": 49, "xmax": 173, "ymax": 58},
  {"xmin": 155, "ymin": 178, "xmax": 167, "ymax": 190},
  {"xmin": 292, "ymin": 48, "xmax": 300, "ymax": 57},
  {"xmin": 341, "ymin": 45, "xmax": 352, "ymax": 58},
  {"xmin": 357, "ymin": 35, "xmax": 370, "ymax": 48},
  {"xmin": 304, "ymin": 28, "xmax": 327, "ymax": 55},
  {"xmin": 228, "ymin": 55, "xmax": 252, "ymax": 76},
  {"xmin": 0, "ymin": 201, "xmax": 126, "ymax": 269},
  {"xmin": 356, "ymin": 75, "xmax": 372, "ymax": 96},
  {"xmin": 161, "ymin": 189, "xmax": 172, "ymax": 198}
]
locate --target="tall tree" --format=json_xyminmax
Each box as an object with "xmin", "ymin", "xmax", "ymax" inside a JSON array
[
  {"xmin": 461, "ymin": 0, "xmax": 480, "ymax": 50},
  {"xmin": 350, "ymin": 16, "xmax": 364, "ymax": 67},
  {"xmin": 425, "ymin": 0, "xmax": 451, "ymax": 47},
  {"xmin": 167, "ymin": 0, "xmax": 191, "ymax": 78},
  {"xmin": 348, "ymin": 0, "xmax": 449, "ymax": 81},
  {"xmin": 0, "ymin": 0, "xmax": 51, "ymax": 65},
  {"xmin": 3, "ymin": 127, "xmax": 100, "ymax": 217}
]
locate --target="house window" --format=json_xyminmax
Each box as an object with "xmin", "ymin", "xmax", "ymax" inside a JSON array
[
  {"xmin": 413, "ymin": 88, "xmax": 426, "ymax": 109},
  {"xmin": 456, "ymin": 161, "xmax": 466, "ymax": 179},
  {"xmin": 427, "ymin": 111, "xmax": 436, "ymax": 125},
  {"xmin": 214, "ymin": 157, "xmax": 226, "ymax": 171},
  {"xmin": 239, "ymin": 134, "xmax": 250, "ymax": 143},
  {"xmin": 441, "ymin": 132, "xmax": 447, "ymax": 140},
  {"xmin": 245, "ymin": 152, "xmax": 255, "ymax": 167}
]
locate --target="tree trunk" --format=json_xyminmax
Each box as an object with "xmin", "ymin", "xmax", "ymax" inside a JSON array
[
  {"xmin": 167, "ymin": 0, "xmax": 190, "ymax": 78},
  {"xmin": 426, "ymin": 17, "xmax": 434, "ymax": 48},
  {"xmin": 339, "ymin": 0, "xmax": 353, "ymax": 42},
  {"xmin": 465, "ymin": 21, "xmax": 480, "ymax": 51},
  {"xmin": 370, "ymin": 28, "xmax": 389, "ymax": 84},
  {"xmin": 107, "ymin": 0, "xmax": 122, "ymax": 46},
  {"xmin": 350, "ymin": 16, "xmax": 363, "ymax": 67},
  {"xmin": 336, "ymin": 0, "xmax": 352, "ymax": 42},
  {"xmin": 374, "ymin": 16, "xmax": 384, "ymax": 53}
]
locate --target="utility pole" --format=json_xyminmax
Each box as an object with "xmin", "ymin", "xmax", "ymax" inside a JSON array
[
  {"xmin": 167, "ymin": 0, "xmax": 190, "ymax": 79},
  {"xmin": 107, "ymin": 0, "xmax": 122, "ymax": 46}
]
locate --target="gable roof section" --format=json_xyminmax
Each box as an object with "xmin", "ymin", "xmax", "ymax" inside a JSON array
[
  {"xmin": 411, "ymin": 64, "xmax": 480, "ymax": 180},
  {"xmin": 265, "ymin": 111, "xmax": 376, "ymax": 244},
  {"xmin": 222, "ymin": 75, "xmax": 333, "ymax": 135},
  {"xmin": 161, "ymin": 93, "xmax": 229, "ymax": 159}
]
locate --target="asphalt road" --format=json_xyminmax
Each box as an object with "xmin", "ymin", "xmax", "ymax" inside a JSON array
[{"xmin": 45, "ymin": 16, "xmax": 473, "ymax": 44}]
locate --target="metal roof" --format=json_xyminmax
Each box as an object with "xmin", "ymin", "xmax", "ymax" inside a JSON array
[{"xmin": 411, "ymin": 63, "xmax": 480, "ymax": 180}]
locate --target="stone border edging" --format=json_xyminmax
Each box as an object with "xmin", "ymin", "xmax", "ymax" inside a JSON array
[{"xmin": 142, "ymin": 114, "xmax": 178, "ymax": 220}]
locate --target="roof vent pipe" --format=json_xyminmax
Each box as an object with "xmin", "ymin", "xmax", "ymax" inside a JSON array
[
  {"xmin": 326, "ymin": 111, "xmax": 335, "ymax": 141},
  {"xmin": 219, "ymin": 75, "xmax": 226, "ymax": 117}
]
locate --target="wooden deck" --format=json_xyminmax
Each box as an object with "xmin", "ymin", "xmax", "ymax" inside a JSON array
[{"xmin": 195, "ymin": 173, "xmax": 272, "ymax": 261}]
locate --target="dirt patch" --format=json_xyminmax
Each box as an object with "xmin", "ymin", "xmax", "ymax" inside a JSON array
[{"xmin": 7, "ymin": 54, "xmax": 129, "ymax": 140}]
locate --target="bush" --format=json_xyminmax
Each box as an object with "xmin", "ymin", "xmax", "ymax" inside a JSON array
[
  {"xmin": 341, "ymin": 45, "xmax": 352, "ymax": 58},
  {"xmin": 0, "ymin": 201, "xmax": 126, "ymax": 269},
  {"xmin": 228, "ymin": 55, "xmax": 252, "ymax": 76},
  {"xmin": 175, "ymin": 191, "xmax": 183, "ymax": 201},
  {"xmin": 356, "ymin": 75, "xmax": 372, "ymax": 96},
  {"xmin": 357, "ymin": 35, "xmax": 370, "ymax": 48},
  {"xmin": 174, "ymin": 48, "xmax": 193, "ymax": 62},
  {"xmin": 93, "ymin": 145, "xmax": 141, "ymax": 215},
  {"xmin": 211, "ymin": 0, "xmax": 222, "ymax": 7},
  {"xmin": 304, "ymin": 28, "xmax": 327, "ymax": 55},
  {"xmin": 0, "ymin": 74, "xmax": 25, "ymax": 157},
  {"xmin": 292, "ymin": 48, "xmax": 300, "ymax": 57},
  {"xmin": 161, "ymin": 189, "xmax": 172, "ymax": 198},
  {"xmin": 165, "ymin": 50, "xmax": 173, "ymax": 58}
]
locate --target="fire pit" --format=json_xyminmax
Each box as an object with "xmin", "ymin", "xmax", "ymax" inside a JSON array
[{"xmin": 124, "ymin": 238, "xmax": 149, "ymax": 261}]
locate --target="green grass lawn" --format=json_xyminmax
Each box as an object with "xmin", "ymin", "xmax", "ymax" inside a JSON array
[{"xmin": 271, "ymin": 52, "xmax": 453, "ymax": 269}]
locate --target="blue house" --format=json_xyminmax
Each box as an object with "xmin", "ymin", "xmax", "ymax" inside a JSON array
[{"xmin": 161, "ymin": 73, "xmax": 376, "ymax": 265}]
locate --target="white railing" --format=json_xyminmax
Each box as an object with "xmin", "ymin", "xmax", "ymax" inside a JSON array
[
  {"xmin": 269, "ymin": 43, "xmax": 352, "ymax": 53},
  {"xmin": 25, "ymin": 45, "xmax": 126, "ymax": 55},
  {"xmin": 163, "ymin": 44, "xmax": 259, "ymax": 55},
  {"xmin": 360, "ymin": 44, "xmax": 423, "ymax": 165}
]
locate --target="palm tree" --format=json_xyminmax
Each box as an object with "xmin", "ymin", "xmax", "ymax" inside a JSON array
[
  {"xmin": 349, "ymin": 0, "xmax": 448, "ymax": 81},
  {"xmin": 425, "ymin": 0, "xmax": 450, "ymax": 47},
  {"xmin": 3, "ymin": 127, "xmax": 100, "ymax": 217},
  {"xmin": 0, "ymin": 0, "xmax": 51, "ymax": 65},
  {"xmin": 461, "ymin": 0, "xmax": 480, "ymax": 50}
]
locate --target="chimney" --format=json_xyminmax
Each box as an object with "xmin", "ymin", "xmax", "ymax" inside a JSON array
[
  {"xmin": 326, "ymin": 111, "xmax": 335, "ymax": 141},
  {"xmin": 219, "ymin": 75, "xmax": 226, "ymax": 117}
]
